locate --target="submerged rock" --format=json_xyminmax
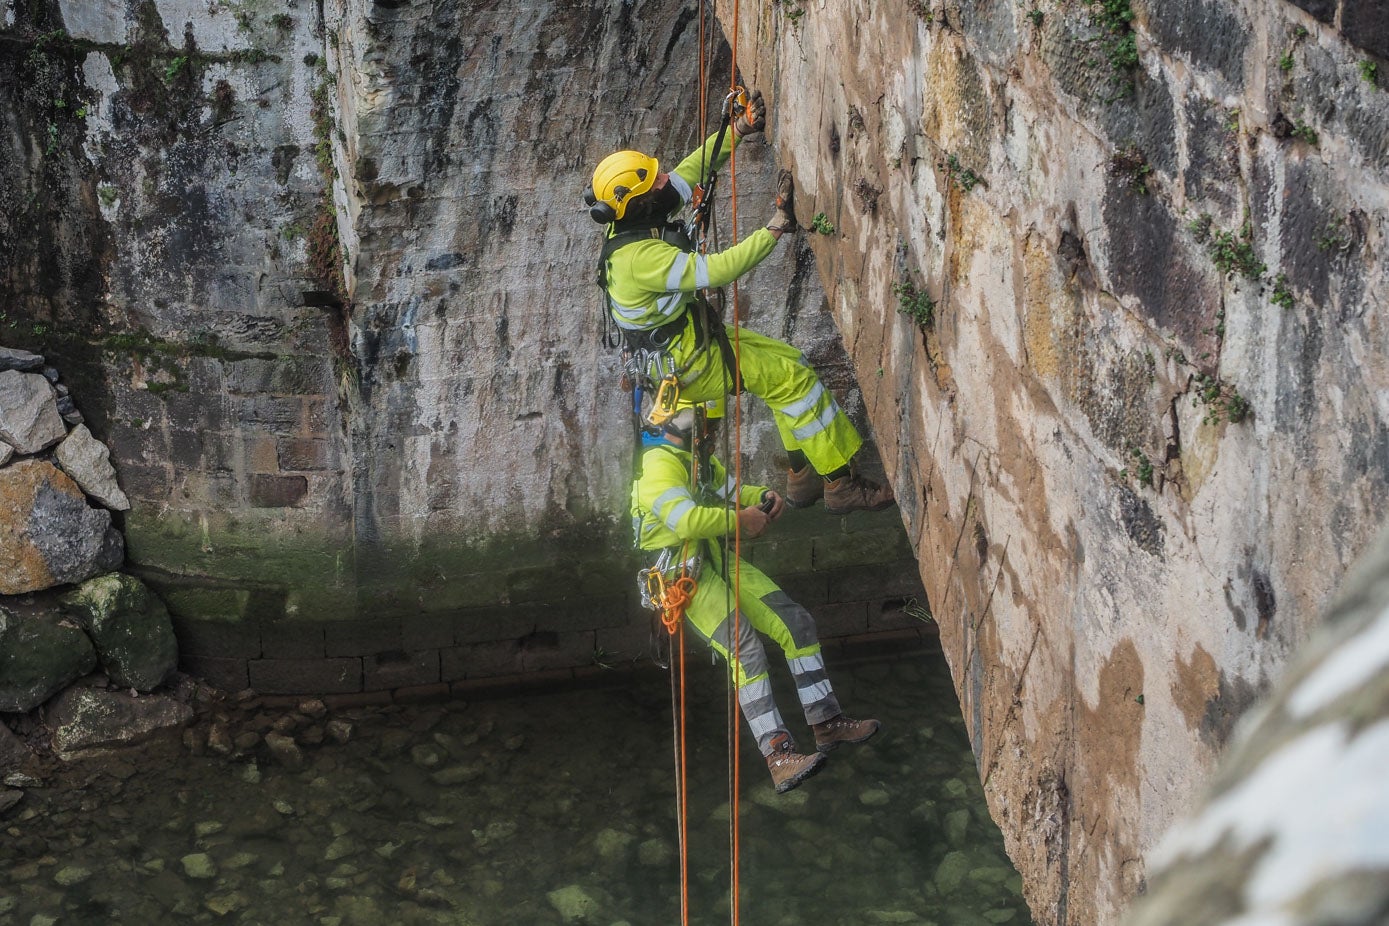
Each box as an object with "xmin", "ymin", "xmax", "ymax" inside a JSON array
[
  {"xmin": 264, "ymin": 733, "xmax": 304, "ymax": 769},
  {"xmin": 0, "ymin": 603, "xmax": 97, "ymax": 712},
  {"xmin": 546, "ymin": 884, "xmax": 602, "ymax": 923},
  {"xmin": 180, "ymin": 853, "xmax": 217, "ymax": 879},
  {"xmin": 62, "ymin": 573, "xmax": 178, "ymax": 691}
]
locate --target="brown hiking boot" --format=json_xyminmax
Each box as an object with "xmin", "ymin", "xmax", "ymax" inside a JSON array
[
  {"xmin": 766, "ymin": 734, "xmax": 827, "ymax": 793},
  {"xmin": 824, "ymin": 473, "xmax": 895, "ymax": 515},
  {"xmin": 812, "ymin": 715, "xmax": 881, "ymax": 754},
  {"xmin": 785, "ymin": 466, "xmax": 824, "ymax": 508}
]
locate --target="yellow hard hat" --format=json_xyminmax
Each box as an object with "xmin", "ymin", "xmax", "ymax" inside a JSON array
[{"xmin": 586, "ymin": 150, "xmax": 659, "ymax": 222}]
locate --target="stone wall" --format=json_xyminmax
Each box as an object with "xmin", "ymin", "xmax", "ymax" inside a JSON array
[
  {"xmin": 173, "ymin": 505, "xmax": 928, "ymax": 700},
  {"xmin": 720, "ymin": 0, "xmax": 1387, "ymax": 923},
  {"xmin": 0, "ymin": 2, "xmax": 908, "ymax": 682}
]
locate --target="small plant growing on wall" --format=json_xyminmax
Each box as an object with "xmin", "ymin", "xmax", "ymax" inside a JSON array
[
  {"xmin": 1193, "ymin": 373, "xmax": 1251, "ymax": 425},
  {"xmin": 1270, "ymin": 274, "xmax": 1294, "ymax": 310},
  {"xmin": 810, "ymin": 212, "xmax": 836, "ymax": 235},
  {"xmin": 893, "ymin": 276, "xmax": 936, "ymax": 330},
  {"xmin": 1359, "ymin": 60, "xmax": 1378, "ymax": 86},
  {"xmin": 1110, "ymin": 144, "xmax": 1154, "ymax": 195},
  {"xmin": 1290, "ymin": 121, "xmax": 1319, "ymax": 145},
  {"xmin": 1207, "ymin": 220, "xmax": 1266, "ymax": 281},
  {"xmin": 940, "ymin": 153, "xmax": 984, "ymax": 192},
  {"xmin": 1088, "ymin": 0, "xmax": 1138, "ymax": 94}
]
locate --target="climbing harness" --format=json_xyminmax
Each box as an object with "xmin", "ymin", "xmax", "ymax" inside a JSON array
[{"xmin": 638, "ymin": 546, "xmax": 703, "ymax": 632}]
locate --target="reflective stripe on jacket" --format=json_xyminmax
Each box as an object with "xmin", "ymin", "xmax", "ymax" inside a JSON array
[
  {"xmin": 630, "ymin": 444, "xmax": 766, "ymax": 551},
  {"xmin": 603, "ymin": 132, "xmax": 778, "ymax": 332}
]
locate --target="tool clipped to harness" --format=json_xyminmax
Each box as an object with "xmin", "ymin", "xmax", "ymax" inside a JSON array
[{"xmin": 647, "ymin": 375, "xmax": 681, "ymax": 426}]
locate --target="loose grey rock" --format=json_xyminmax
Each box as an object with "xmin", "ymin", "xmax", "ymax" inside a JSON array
[
  {"xmin": 0, "ymin": 347, "xmax": 44, "ymax": 372},
  {"xmin": 180, "ymin": 853, "xmax": 217, "ymax": 879},
  {"xmin": 54, "ymin": 424, "xmax": 130, "ymax": 511},
  {"xmin": 0, "ymin": 602, "xmax": 98, "ymax": 713},
  {"xmin": 0, "ymin": 443, "xmax": 11, "ymax": 466},
  {"xmin": 637, "ymin": 837, "xmax": 673, "ymax": 867},
  {"xmin": 61, "ymin": 573, "xmax": 178, "ymax": 691},
  {"xmin": 0, "ymin": 788, "xmax": 22, "ymax": 815},
  {"xmin": 0, "ymin": 458, "xmax": 122, "ymax": 595},
  {"xmin": 934, "ymin": 850, "xmax": 971, "ymax": 894},
  {"xmin": 0, "ymin": 370, "xmax": 66, "ymax": 454},
  {"xmin": 0, "ymin": 717, "xmax": 34, "ymax": 772},
  {"xmin": 207, "ymin": 722, "xmax": 233, "ymax": 755},
  {"xmin": 264, "ymin": 732, "xmax": 304, "ymax": 769},
  {"xmin": 53, "ymin": 865, "xmax": 92, "ymax": 886},
  {"xmin": 325, "ymin": 719, "xmax": 353, "ymax": 743},
  {"xmin": 46, "ymin": 688, "xmax": 194, "ymax": 759},
  {"xmin": 298, "ymin": 698, "xmax": 327, "ymax": 718},
  {"xmin": 546, "ymin": 884, "xmax": 602, "ymax": 923}
]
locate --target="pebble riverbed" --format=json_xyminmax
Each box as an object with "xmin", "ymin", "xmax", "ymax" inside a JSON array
[{"xmin": 0, "ymin": 635, "xmax": 1030, "ymax": 925}]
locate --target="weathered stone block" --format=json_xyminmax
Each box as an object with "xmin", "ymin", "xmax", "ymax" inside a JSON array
[
  {"xmin": 248, "ymin": 657, "xmax": 362, "ymax": 694},
  {"xmin": 0, "ymin": 370, "xmax": 66, "ymax": 454},
  {"xmin": 114, "ymin": 463, "xmax": 171, "ymax": 499},
  {"xmin": 178, "ymin": 655, "xmax": 249, "ymax": 693},
  {"xmin": 46, "ymin": 689, "xmax": 193, "ymax": 759},
  {"xmin": 401, "ymin": 612, "xmax": 457, "ymax": 651},
  {"xmin": 277, "ymin": 437, "xmax": 332, "ymax": 471},
  {"xmin": 161, "ymin": 586, "xmax": 252, "ymax": 623},
  {"xmin": 1283, "ymin": 0, "xmax": 1335, "ymax": 23},
  {"xmin": 0, "ymin": 603, "xmax": 97, "ymax": 712},
  {"xmin": 62, "ymin": 573, "xmax": 178, "ymax": 691},
  {"xmin": 363, "ymin": 650, "xmax": 440, "ymax": 690},
  {"xmin": 441, "ymin": 641, "xmax": 522, "ymax": 680},
  {"xmin": 261, "ymin": 621, "xmax": 326, "ymax": 658},
  {"xmin": 249, "ymin": 474, "xmax": 307, "ymax": 508},
  {"xmin": 0, "ymin": 458, "xmax": 122, "ymax": 595},
  {"xmin": 811, "ymin": 600, "xmax": 870, "ymax": 637},
  {"xmin": 828, "ymin": 562, "xmax": 929, "ymax": 602},
  {"xmin": 452, "ymin": 605, "xmax": 542, "ymax": 645},
  {"xmin": 169, "ymin": 615, "xmax": 261, "ymax": 658},
  {"xmin": 323, "ymin": 619, "xmax": 402, "ymax": 657},
  {"xmin": 239, "ymin": 396, "xmax": 303, "ymax": 430},
  {"xmin": 813, "ymin": 529, "xmax": 914, "ymax": 570},
  {"xmin": 1140, "ymin": 0, "xmax": 1249, "ymax": 86}
]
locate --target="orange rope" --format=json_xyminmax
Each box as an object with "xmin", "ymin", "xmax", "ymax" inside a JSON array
[{"xmin": 726, "ymin": 2, "xmax": 743, "ymax": 922}]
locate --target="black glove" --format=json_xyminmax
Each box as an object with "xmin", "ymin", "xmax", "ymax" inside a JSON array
[
  {"xmin": 767, "ymin": 169, "xmax": 797, "ymax": 233},
  {"xmin": 734, "ymin": 89, "xmax": 766, "ymax": 137}
]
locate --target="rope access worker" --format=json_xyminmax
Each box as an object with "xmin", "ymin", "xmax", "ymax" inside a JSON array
[
  {"xmin": 586, "ymin": 89, "xmax": 895, "ymax": 515},
  {"xmin": 633, "ymin": 406, "xmax": 881, "ymax": 794}
]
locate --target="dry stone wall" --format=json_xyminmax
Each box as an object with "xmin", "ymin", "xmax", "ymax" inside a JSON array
[{"xmin": 720, "ymin": 0, "xmax": 1386, "ymax": 923}]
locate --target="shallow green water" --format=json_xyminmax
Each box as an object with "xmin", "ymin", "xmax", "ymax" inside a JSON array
[{"xmin": 1, "ymin": 635, "xmax": 1030, "ymax": 925}]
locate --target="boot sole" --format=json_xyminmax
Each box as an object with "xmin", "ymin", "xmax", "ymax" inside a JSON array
[
  {"xmin": 785, "ymin": 497, "xmax": 822, "ymax": 509},
  {"xmin": 815, "ymin": 722, "xmax": 881, "ymax": 754},
  {"xmin": 774, "ymin": 752, "xmax": 828, "ymax": 794}
]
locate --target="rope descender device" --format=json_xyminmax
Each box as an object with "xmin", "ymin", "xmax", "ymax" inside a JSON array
[{"xmin": 647, "ymin": 374, "xmax": 681, "ymax": 426}]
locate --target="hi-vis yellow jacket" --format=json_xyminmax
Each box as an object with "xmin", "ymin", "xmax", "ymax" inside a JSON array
[
  {"xmin": 630, "ymin": 442, "xmax": 766, "ymax": 552},
  {"xmin": 602, "ymin": 131, "xmax": 777, "ymax": 334}
]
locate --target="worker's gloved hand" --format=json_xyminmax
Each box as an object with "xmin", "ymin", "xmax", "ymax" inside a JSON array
[
  {"xmin": 734, "ymin": 89, "xmax": 766, "ymax": 137},
  {"xmin": 759, "ymin": 489, "xmax": 786, "ymax": 521},
  {"xmin": 767, "ymin": 170, "xmax": 797, "ymax": 233},
  {"xmin": 737, "ymin": 504, "xmax": 771, "ymax": 540}
]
